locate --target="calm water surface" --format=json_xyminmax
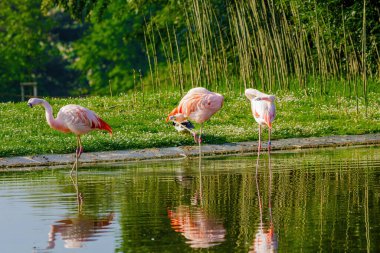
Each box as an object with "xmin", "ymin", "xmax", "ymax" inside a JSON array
[{"xmin": 1, "ymin": 147, "xmax": 380, "ymax": 252}]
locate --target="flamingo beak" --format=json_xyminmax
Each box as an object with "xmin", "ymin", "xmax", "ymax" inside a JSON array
[
  {"xmin": 27, "ymin": 103, "xmax": 33, "ymax": 108},
  {"xmin": 168, "ymin": 116, "xmax": 176, "ymax": 122}
]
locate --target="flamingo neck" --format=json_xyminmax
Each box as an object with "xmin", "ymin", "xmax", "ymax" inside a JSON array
[{"xmin": 40, "ymin": 100, "xmax": 64, "ymax": 131}]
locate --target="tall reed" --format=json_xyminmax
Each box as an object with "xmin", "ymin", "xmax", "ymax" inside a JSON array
[{"xmin": 139, "ymin": 0, "xmax": 378, "ymax": 112}]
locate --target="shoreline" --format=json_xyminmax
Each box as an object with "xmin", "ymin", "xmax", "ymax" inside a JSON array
[{"xmin": 1, "ymin": 133, "xmax": 380, "ymax": 171}]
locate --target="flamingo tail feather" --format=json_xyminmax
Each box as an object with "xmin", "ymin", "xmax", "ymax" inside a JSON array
[
  {"xmin": 264, "ymin": 112, "xmax": 272, "ymax": 129},
  {"xmin": 96, "ymin": 117, "xmax": 113, "ymax": 135}
]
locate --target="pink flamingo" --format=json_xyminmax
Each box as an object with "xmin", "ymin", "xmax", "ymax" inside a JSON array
[
  {"xmin": 245, "ymin": 89, "xmax": 276, "ymax": 153},
  {"xmin": 27, "ymin": 98, "xmax": 112, "ymax": 173},
  {"xmin": 166, "ymin": 87, "xmax": 224, "ymax": 151}
]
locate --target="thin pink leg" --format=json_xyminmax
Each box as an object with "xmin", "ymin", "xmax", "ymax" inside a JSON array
[
  {"xmin": 71, "ymin": 136, "xmax": 81, "ymax": 176},
  {"xmin": 194, "ymin": 124, "xmax": 203, "ymax": 144},
  {"xmin": 268, "ymin": 128, "xmax": 271, "ymax": 153},
  {"xmin": 75, "ymin": 143, "xmax": 81, "ymax": 157},
  {"xmin": 76, "ymin": 137, "xmax": 83, "ymax": 158},
  {"xmin": 258, "ymin": 125, "xmax": 262, "ymax": 155},
  {"xmin": 193, "ymin": 133, "xmax": 198, "ymax": 143},
  {"xmin": 78, "ymin": 146, "xmax": 84, "ymax": 158}
]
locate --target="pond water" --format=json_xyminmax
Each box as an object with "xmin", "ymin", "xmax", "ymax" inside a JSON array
[{"xmin": 1, "ymin": 146, "xmax": 380, "ymax": 252}]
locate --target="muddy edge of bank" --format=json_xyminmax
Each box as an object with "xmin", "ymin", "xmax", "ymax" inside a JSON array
[{"xmin": 1, "ymin": 134, "xmax": 380, "ymax": 171}]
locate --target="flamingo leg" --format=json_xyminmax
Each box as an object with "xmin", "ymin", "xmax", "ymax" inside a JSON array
[
  {"xmin": 75, "ymin": 136, "xmax": 80, "ymax": 157},
  {"xmin": 198, "ymin": 124, "xmax": 203, "ymax": 157},
  {"xmin": 193, "ymin": 124, "xmax": 203, "ymax": 144},
  {"xmin": 268, "ymin": 128, "xmax": 271, "ymax": 153},
  {"xmin": 198, "ymin": 124, "xmax": 203, "ymax": 144},
  {"xmin": 258, "ymin": 124, "xmax": 262, "ymax": 155},
  {"xmin": 169, "ymin": 119, "xmax": 198, "ymax": 143},
  {"xmin": 70, "ymin": 154, "xmax": 78, "ymax": 177},
  {"xmin": 76, "ymin": 136, "xmax": 84, "ymax": 158},
  {"xmin": 71, "ymin": 136, "xmax": 81, "ymax": 176}
]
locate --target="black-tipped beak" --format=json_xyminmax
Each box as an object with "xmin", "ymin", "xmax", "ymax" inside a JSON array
[{"xmin": 27, "ymin": 103, "xmax": 33, "ymax": 108}]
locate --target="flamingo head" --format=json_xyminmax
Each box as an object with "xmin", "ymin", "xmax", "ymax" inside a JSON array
[
  {"xmin": 205, "ymin": 93, "xmax": 224, "ymax": 110},
  {"xmin": 27, "ymin": 98, "xmax": 44, "ymax": 108},
  {"xmin": 254, "ymin": 95, "xmax": 276, "ymax": 102},
  {"xmin": 168, "ymin": 114, "xmax": 186, "ymax": 123}
]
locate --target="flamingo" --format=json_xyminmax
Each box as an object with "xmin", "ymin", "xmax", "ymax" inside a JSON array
[
  {"xmin": 27, "ymin": 98, "xmax": 112, "ymax": 174},
  {"xmin": 245, "ymin": 89, "xmax": 276, "ymax": 153},
  {"xmin": 166, "ymin": 87, "xmax": 224, "ymax": 153}
]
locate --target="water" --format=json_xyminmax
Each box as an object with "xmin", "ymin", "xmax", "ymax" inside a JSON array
[{"xmin": 1, "ymin": 146, "xmax": 380, "ymax": 252}]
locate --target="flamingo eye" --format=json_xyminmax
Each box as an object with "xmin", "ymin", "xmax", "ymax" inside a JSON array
[{"xmin": 208, "ymin": 102, "xmax": 211, "ymax": 106}]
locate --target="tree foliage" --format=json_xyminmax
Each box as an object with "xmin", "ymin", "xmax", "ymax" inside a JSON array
[
  {"xmin": 0, "ymin": 0, "xmax": 49, "ymax": 100},
  {"xmin": 70, "ymin": 0, "xmax": 186, "ymax": 94},
  {"xmin": 0, "ymin": 0, "xmax": 86, "ymax": 101},
  {"xmin": 1, "ymin": 0, "xmax": 379, "ymax": 99}
]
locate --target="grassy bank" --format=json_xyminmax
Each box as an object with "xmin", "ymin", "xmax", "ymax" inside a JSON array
[{"xmin": 1, "ymin": 90, "xmax": 380, "ymax": 157}]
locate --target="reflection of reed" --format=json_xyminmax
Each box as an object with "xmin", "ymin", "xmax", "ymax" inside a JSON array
[
  {"xmin": 251, "ymin": 152, "xmax": 278, "ymax": 252},
  {"xmin": 168, "ymin": 154, "xmax": 226, "ymax": 249},
  {"xmin": 365, "ymin": 168, "xmax": 371, "ymax": 252},
  {"xmin": 46, "ymin": 174, "xmax": 114, "ymax": 249}
]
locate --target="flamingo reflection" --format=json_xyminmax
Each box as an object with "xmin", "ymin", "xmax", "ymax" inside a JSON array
[
  {"xmin": 46, "ymin": 175, "xmax": 114, "ymax": 249},
  {"xmin": 250, "ymin": 153, "xmax": 278, "ymax": 252},
  {"xmin": 168, "ymin": 156, "xmax": 226, "ymax": 248},
  {"xmin": 168, "ymin": 205, "xmax": 226, "ymax": 248}
]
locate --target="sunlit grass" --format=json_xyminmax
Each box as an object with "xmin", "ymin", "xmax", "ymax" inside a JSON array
[{"xmin": 1, "ymin": 90, "xmax": 380, "ymax": 157}]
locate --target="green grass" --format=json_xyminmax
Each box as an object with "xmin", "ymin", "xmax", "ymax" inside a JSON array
[{"xmin": 1, "ymin": 90, "xmax": 380, "ymax": 157}]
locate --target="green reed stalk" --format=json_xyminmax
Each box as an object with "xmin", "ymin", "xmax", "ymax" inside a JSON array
[
  {"xmin": 138, "ymin": 0, "xmax": 378, "ymax": 102},
  {"xmin": 173, "ymin": 28, "xmax": 184, "ymax": 94},
  {"xmin": 362, "ymin": 0, "xmax": 368, "ymax": 117},
  {"xmin": 143, "ymin": 29, "xmax": 154, "ymax": 92}
]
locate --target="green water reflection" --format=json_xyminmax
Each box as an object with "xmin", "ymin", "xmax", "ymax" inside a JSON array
[{"xmin": 1, "ymin": 146, "xmax": 380, "ymax": 252}]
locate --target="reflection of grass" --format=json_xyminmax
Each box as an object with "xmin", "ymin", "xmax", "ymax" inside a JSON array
[{"xmin": 1, "ymin": 90, "xmax": 380, "ymax": 157}]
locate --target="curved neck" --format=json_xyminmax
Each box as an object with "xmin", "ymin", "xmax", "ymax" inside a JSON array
[{"xmin": 40, "ymin": 100, "xmax": 59, "ymax": 129}]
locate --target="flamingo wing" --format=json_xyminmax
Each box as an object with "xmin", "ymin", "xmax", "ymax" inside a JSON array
[
  {"xmin": 167, "ymin": 91, "xmax": 206, "ymax": 122},
  {"xmin": 179, "ymin": 93, "xmax": 204, "ymax": 117},
  {"xmin": 246, "ymin": 88, "xmax": 276, "ymax": 128},
  {"xmin": 251, "ymin": 101, "xmax": 267, "ymax": 120},
  {"xmin": 251, "ymin": 101, "xmax": 275, "ymax": 128},
  {"xmin": 167, "ymin": 87, "xmax": 223, "ymax": 124},
  {"xmin": 57, "ymin": 105, "xmax": 112, "ymax": 135}
]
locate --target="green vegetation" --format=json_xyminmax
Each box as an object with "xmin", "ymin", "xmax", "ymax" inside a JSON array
[
  {"xmin": 1, "ymin": 0, "xmax": 380, "ymax": 157},
  {"xmin": 1, "ymin": 0, "xmax": 379, "ymax": 100},
  {"xmin": 1, "ymin": 90, "xmax": 380, "ymax": 157}
]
